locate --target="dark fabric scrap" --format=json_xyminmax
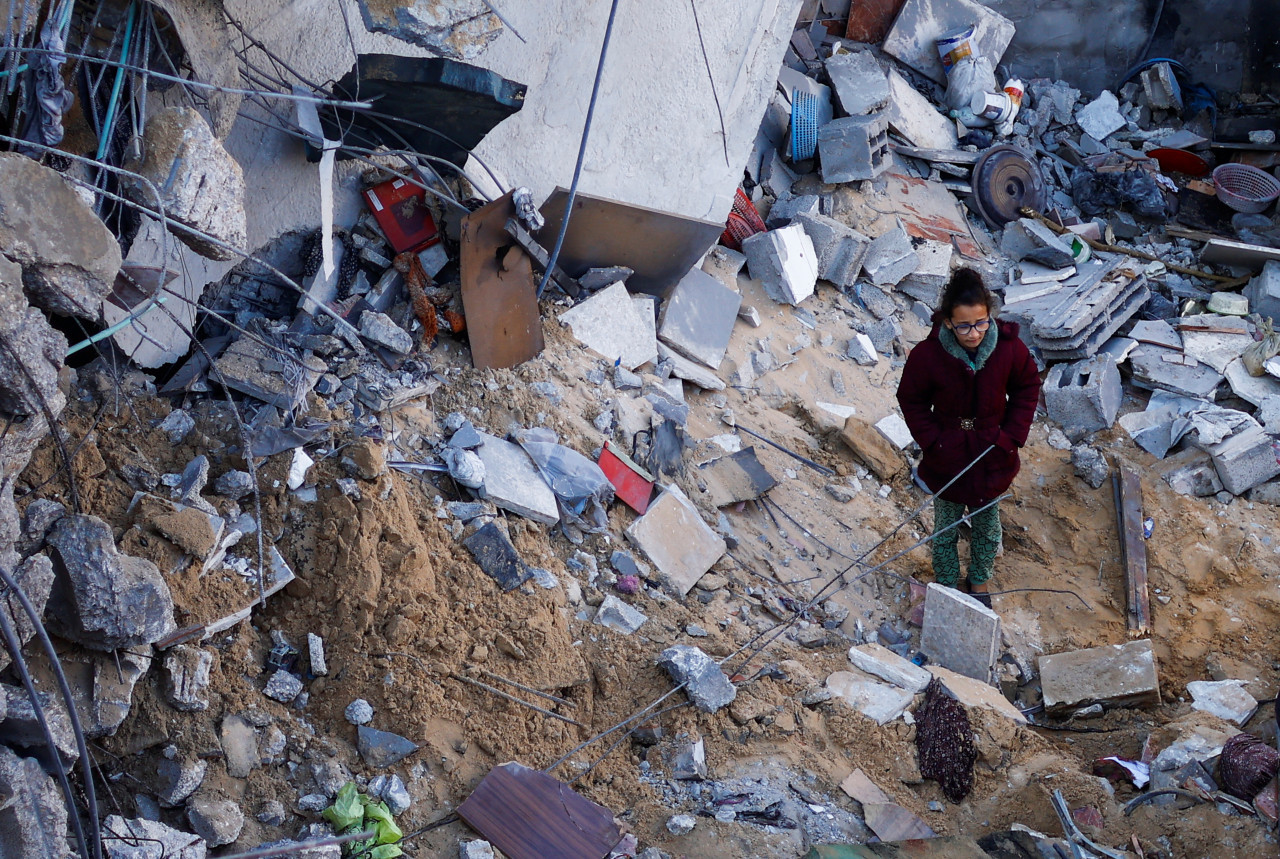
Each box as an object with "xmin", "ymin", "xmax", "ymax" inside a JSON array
[
  {"xmin": 914, "ymin": 678, "xmax": 976, "ymax": 803},
  {"xmin": 1220, "ymin": 733, "xmax": 1280, "ymax": 799}
]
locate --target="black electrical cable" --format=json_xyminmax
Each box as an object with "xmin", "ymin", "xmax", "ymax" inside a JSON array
[{"xmin": 535, "ymin": 0, "xmax": 622, "ymax": 300}]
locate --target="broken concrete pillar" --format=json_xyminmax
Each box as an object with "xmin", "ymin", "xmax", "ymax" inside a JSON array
[
  {"xmin": 124, "ymin": 107, "xmax": 247, "ymax": 261},
  {"xmin": 44, "ymin": 514, "xmax": 176, "ymax": 651},
  {"xmin": 657, "ymin": 267, "xmax": 741, "ymax": 370},
  {"xmin": 1038, "ymin": 640, "xmax": 1160, "ymax": 713},
  {"xmin": 741, "ymin": 225, "xmax": 819, "ymax": 306},
  {"xmin": 862, "ymin": 224, "xmax": 919, "ymax": 288},
  {"xmin": 825, "ymin": 51, "xmax": 889, "ymax": 116},
  {"xmin": 792, "ymin": 212, "xmax": 870, "ymax": 288},
  {"xmin": 1044, "ymin": 354, "xmax": 1122, "ymax": 437},
  {"xmin": 1245, "ymin": 261, "xmax": 1280, "ymax": 323},
  {"xmin": 1206, "ymin": 424, "xmax": 1280, "ymax": 495},
  {"xmin": 0, "ymin": 153, "xmax": 121, "ymax": 319},
  {"xmin": 817, "ymin": 114, "xmax": 890, "ymax": 182},
  {"xmin": 920, "ymin": 583, "xmax": 1000, "ymax": 685}
]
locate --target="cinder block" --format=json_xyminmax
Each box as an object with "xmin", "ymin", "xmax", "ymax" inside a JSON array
[
  {"xmin": 792, "ymin": 212, "xmax": 870, "ymax": 288},
  {"xmin": 817, "ymin": 115, "xmax": 890, "ymax": 183},
  {"xmin": 862, "ymin": 224, "xmax": 919, "ymax": 288},
  {"xmin": 1039, "ymin": 639, "xmax": 1161, "ymax": 713},
  {"xmin": 657, "ymin": 267, "xmax": 741, "ymax": 370},
  {"xmin": 741, "ymin": 225, "xmax": 819, "ymax": 306},
  {"xmin": 1044, "ymin": 354, "xmax": 1122, "ymax": 437},
  {"xmin": 1245, "ymin": 260, "xmax": 1280, "ymax": 324},
  {"xmin": 920, "ymin": 583, "xmax": 1000, "ymax": 685},
  {"xmin": 1207, "ymin": 424, "xmax": 1280, "ymax": 495},
  {"xmin": 825, "ymin": 51, "xmax": 889, "ymax": 116}
]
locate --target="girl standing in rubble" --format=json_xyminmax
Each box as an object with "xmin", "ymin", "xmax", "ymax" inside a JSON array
[{"xmin": 896, "ymin": 268, "xmax": 1041, "ymax": 608}]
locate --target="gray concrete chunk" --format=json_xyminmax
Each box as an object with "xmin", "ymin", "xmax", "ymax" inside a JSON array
[
  {"xmin": 792, "ymin": 212, "xmax": 870, "ymax": 288},
  {"xmin": 1245, "ymin": 261, "xmax": 1280, "ymax": 323},
  {"xmin": 1044, "ymin": 354, "xmax": 1122, "ymax": 437},
  {"xmin": 559, "ymin": 282, "xmax": 657, "ymax": 370},
  {"xmin": 847, "ymin": 643, "xmax": 931, "ymax": 692},
  {"xmin": 103, "ymin": 816, "xmax": 205, "ymax": 859},
  {"xmin": 1187, "ymin": 679, "xmax": 1257, "ymax": 725},
  {"xmin": 862, "ymin": 225, "xmax": 919, "ymax": 288},
  {"xmin": 1207, "ymin": 424, "xmax": 1280, "ymax": 495},
  {"xmin": 741, "ymin": 225, "xmax": 819, "ymax": 306},
  {"xmin": 474, "ymin": 432, "xmax": 559, "ymax": 525},
  {"xmin": 657, "ymin": 267, "xmax": 741, "ymax": 370},
  {"xmin": 920, "ymin": 583, "xmax": 1000, "ymax": 685},
  {"xmin": 823, "ymin": 671, "xmax": 914, "ymax": 725},
  {"xmin": 1038, "ymin": 639, "xmax": 1161, "ymax": 713},
  {"xmin": 626, "ymin": 485, "xmax": 726, "ymax": 596},
  {"xmin": 593, "ymin": 594, "xmax": 648, "ymax": 634},
  {"xmin": 825, "ymin": 51, "xmax": 889, "ymax": 116},
  {"xmin": 1075, "ymin": 90, "xmax": 1126, "ymax": 142},
  {"xmin": 0, "ymin": 744, "xmax": 69, "ymax": 859},
  {"xmin": 658, "ymin": 645, "xmax": 736, "ymax": 712},
  {"xmin": 357, "ymin": 726, "xmax": 419, "ymax": 768}
]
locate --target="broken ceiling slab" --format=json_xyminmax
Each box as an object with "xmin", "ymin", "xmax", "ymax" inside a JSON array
[
  {"xmin": 1038, "ymin": 639, "xmax": 1161, "ymax": 714},
  {"xmin": 657, "ymin": 267, "xmax": 741, "ymax": 370},
  {"xmin": 457, "ymin": 761, "xmax": 622, "ymax": 859},
  {"xmin": 626, "ymin": 484, "xmax": 726, "ymax": 596},
  {"xmin": 473, "ymin": 432, "xmax": 560, "ymax": 525},
  {"xmin": 537, "ymin": 189, "xmax": 725, "ymax": 297},
  {"xmin": 882, "ymin": 0, "xmax": 1015, "ymax": 84},
  {"xmin": 697, "ymin": 447, "xmax": 777, "ymax": 507},
  {"xmin": 212, "ymin": 338, "xmax": 325, "ymax": 411},
  {"xmin": 323, "ymin": 54, "xmax": 523, "ymax": 164},
  {"xmin": 1001, "ymin": 260, "xmax": 1150, "ymax": 361},
  {"xmin": 558, "ymin": 282, "xmax": 657, "ymax": 371},
  {"xmin": 883, "ymin": 69, "xmax": 958, "ymax": 150}
]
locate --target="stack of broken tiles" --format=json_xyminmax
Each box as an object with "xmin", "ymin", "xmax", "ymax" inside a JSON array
[{"xmin": 1000, "ymin": 258, "xmax": 1149, "ymax": 361}]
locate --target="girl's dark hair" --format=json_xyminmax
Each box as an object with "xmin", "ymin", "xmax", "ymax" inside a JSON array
[{"xmin": 932, "ymin": 267, "xmax": 995, "ymax": 326}]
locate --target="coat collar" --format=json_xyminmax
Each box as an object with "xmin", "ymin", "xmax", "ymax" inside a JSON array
[{"xmin": 938, "ymin": 317, "xmax": 999, "ymax": 370}]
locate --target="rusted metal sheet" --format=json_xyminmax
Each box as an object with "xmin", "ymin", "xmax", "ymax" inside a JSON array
[
  {"xmin": 536, "ymin": 188, "xmax": 724, "ymax": 297},
  {"xmin": 1116, "ymin": 467, "xmax": 1151, "ymax": 634},
  {"xmin": 460, "ymin": 191, "xmax": 544, "ymax": 370},
  {"xmin": 457, "ymin": 761, "xmax": 622, "ymax": 859}
]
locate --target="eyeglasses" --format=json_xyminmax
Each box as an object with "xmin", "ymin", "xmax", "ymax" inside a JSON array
[{"xmin": 951, "ymin": 317, "xmax": 991, "ymax": 335}]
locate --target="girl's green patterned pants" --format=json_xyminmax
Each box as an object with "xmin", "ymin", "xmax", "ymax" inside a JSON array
[{"xmin": 932, "ymin": 498, "xmax": 1001, "ymax": 587}]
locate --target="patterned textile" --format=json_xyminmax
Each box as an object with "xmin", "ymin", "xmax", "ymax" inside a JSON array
[
  {"xmin": 914, "ymin": 678, "xmax": 976, "ymax": 802},
  {"xmin": 932, "ymin": 498, "xmax": 1002, "ymax": 586},
  {"xmin": 1220, "ymin": 733, "xmax": 1280, "ymax": 799}
]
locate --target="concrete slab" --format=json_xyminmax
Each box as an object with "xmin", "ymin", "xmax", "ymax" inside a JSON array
[
  {"xmin": 882, "ymin": 0, "xmax": 1015, "ymax": 84},
  {"xmin": 897, "ymin": 239, "xmax": 952, "ymax": 308},
  {"xmin": 863, "ymin": 224, "xmax": 920, "ymax": 288},
  {"xmin": 920, "ymin": 583, "xmax": 1000, "ymax": 685},
  {"xmin": 741, "ymin": 225, "xmax": 819, "ymax": 306},
  {"xmin": 825, "ymin": 671, "xmax": 915, "ymax": 724},
  {"xmin": 657, "ymin": 267, "xmax": 741, "ymax": 370},
  {"xmin": 626, "ymin": 484, "xmax": 726, "ymax": 596},
  {"xmin": 1225, "ymin": 356, "xmax": 1280, "ymax": 407},
  {"xmin": 825, "ymin": 51, "xmax": 890, "ymax": 116},
  {"xmin": 1187, "ymin": 679, "xmax": 1257, "ymax": 725},
  {"xmin": 594, "ymin": 594, "xmax": 648, "ymax": 634},
  {"xmin": 656, "ymin": 344, "xmax": 725, "ymax": 391},
  {"xmin": 474, "ymin": 432, "xmax": 560, "ymax": 525},
  {"xmin": 927, "ymin": 665, "xmax": 1028, "ymax": 725},
  {"xmin": 883, "ymin": 69, "xmax": 958, "ymax": 150},
  {"xmin": 1038, "ymin": 639, "xmax": 1161, "ymax": 713},
  {"xmin": 874, "ymin": 413, "xmax": 914, "ymax": 449},
  {"xmin": 558, "ymin": 282, "xmax": 657, "ymax": 370},
  {"xmin": 847, "ymin": 643, "xmax": 930, "ymax": 692}
]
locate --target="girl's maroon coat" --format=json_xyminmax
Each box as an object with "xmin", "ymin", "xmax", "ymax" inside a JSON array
[{"xmin": 896, "ymin": 320, "xmax": 1042, "ymax": 506}]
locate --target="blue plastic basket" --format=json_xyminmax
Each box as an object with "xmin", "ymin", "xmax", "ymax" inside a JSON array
[{"xmin": 791, "ymin": 89, "xmax": 820, "ymax": 161}]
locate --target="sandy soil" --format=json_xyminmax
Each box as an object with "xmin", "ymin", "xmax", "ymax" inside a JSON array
[{"xmin": 15, "ymin": 262, "xmax": 1280, "ymax": 858}]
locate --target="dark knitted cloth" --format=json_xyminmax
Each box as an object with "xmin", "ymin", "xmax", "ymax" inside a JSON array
[
  {"xmin": 1220, "ymin": 733, "xmax": 1280, "ymax": 799},
  {"xmin": 914, "ymin": 677, "xmax": 976, "ymax": 803}
]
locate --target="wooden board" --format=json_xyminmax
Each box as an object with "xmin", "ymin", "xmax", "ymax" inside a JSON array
[
  {"xmin": 460, "ymin": 191, "xmax": 544, "ymax": 370},
  {"xmin": 1117, "ymin": 468, "xmax": 1151, "ymax": 634},
  {"xmin": 457, "ymin": 761, "xmax": 621, "ymax": 859}
]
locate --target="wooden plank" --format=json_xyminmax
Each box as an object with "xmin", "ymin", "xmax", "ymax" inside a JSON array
[
  {"xmin": 504, "ymin": 218, "xmax": 581, "ymax": 298},
  {"xmin": 459, "ymin": 191, "xmax": 545, "ymax": 370},
  {"xmin": 1117, "ymin": 467, "xmax": 1151, "ymax": 635},
  {"xmin": 457, "ymin": 762, "xmax": 621, "ymax": 859}
]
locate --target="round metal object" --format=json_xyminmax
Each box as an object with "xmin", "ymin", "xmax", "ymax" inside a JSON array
[{"xmin": 970, "ymin": 144, "xmax": 1046, "ymax": 229}]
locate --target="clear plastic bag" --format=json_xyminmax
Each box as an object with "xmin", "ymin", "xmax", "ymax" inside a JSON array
[{"xmin": 514, "ymin": 428, "xmax": 614, "ymax": 531}]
